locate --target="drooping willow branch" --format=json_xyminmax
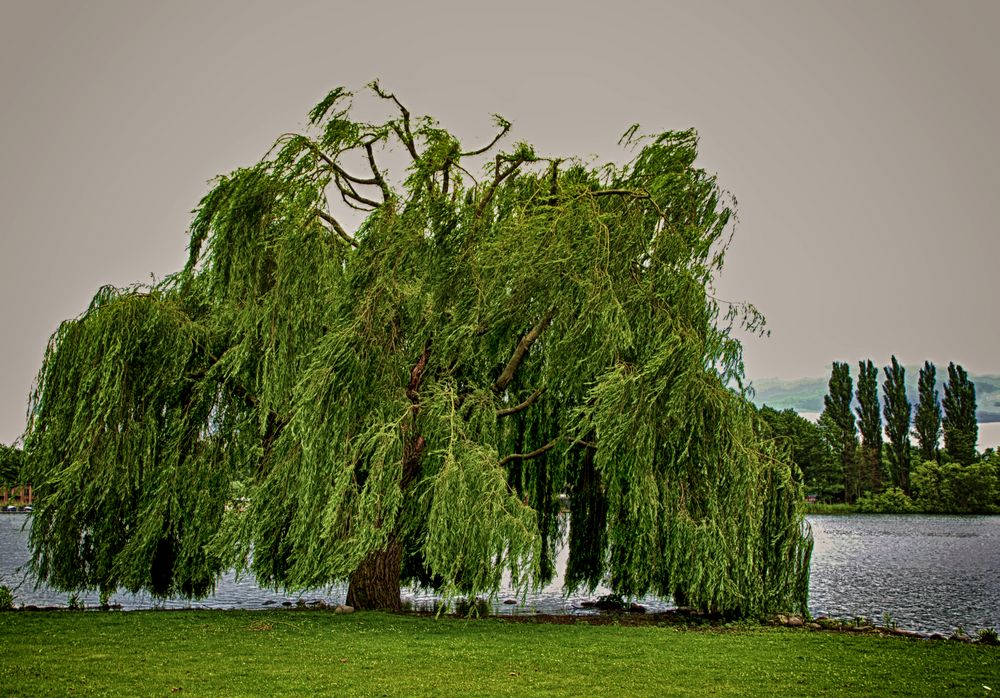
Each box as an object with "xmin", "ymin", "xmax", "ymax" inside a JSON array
[
  {"xmin": 183, "ymin": 342, "xmax": 291, "ymax": 461},
  {"xmin": 451, "ymin": 160, "xmax": 479, "ymax": 187},
  {"xmin": 591, "ymin": 188, "xmax": 666, "ymax": 220},
  {"xmin": 316, "ymin": 209, "xmax": 358, "ymax": 248}
]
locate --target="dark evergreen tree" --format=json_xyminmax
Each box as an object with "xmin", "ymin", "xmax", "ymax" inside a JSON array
[
  {"xmin": 942, "ymin": 362, "xmax": 978, "ymax": 465},
  {"xmin": 0, "ymin": 444, "xmax": 23, "ymax": 485},
  {"xmin": 759, "ymin": 406, "xmax": 841, "ymax": 502},
  {"xmin": 881, "ymin": 356, "xmax": 911, "ymax": 493},
  {"xmin": 855, "ymin": 359, "xmax": 883, "ymax": 493},
  {"xmin": 913, "ymin": 361, "xmax": 941, "ymax": 462},
  {"xmin": 821, "ymin": 362, "xmax": 858, "ymax": 502}
]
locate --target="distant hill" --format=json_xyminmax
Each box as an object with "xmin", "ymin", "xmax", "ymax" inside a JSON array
[{"xmin": 749, "ymin": 369, "xmax": 1000, "ymax": 423}]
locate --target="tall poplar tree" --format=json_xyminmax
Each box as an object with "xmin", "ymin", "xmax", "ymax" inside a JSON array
[
  {"xmin": 942, "ymin": 362, "xmax": 978, "ymax": 465},
  {"xmin": 20, "ymin": 84, "xmax": 811, "ymax": 616},
  {"xmin": 821, "ymin": 362, "xmax": 858, "ymax": 502},
  {"xmin": 881, "ymin": 356, "xmax": 911, "ymax": 492},
  {"xmin": 913, "ymin": 361, "xmax": 941, "ymax": 462},
  {"xmin": 855, "ymin": 359, "xmax": 883, "ymax": 493}
]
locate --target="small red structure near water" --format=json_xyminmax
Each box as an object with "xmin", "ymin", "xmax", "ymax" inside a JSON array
[{"xmin": 1, "ymin": 484, "xmax": 32, "ymax": 510}]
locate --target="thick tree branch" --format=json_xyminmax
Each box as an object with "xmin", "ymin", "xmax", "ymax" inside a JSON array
[
  {"xmin": 461, "ymin": 118, "xmax": 511, "ymax": 157},
  {"xmin": 371, "ymin": 82, "xmax": 421, "ymax": 163},
  {"xmin": 364, "ymin": 141, "xmax": 392, "ymax": 202},
  {"xmin": 493, "ymin": 308, "xmax": 556, "ymax": 393},
  {"xmin": 337, "ymin": 189, "xmax": 376, "ymax": 212},
  {"xmin": 316, "ymin": 209, "xmax": 359, "ymax": 248},
  {"xmin": 406, "ymin": 341, "xmax": 432, "ymax": 402},
  {"xmin": 261, "ymin": 411, "xmax": 287, "ymax": 455},
  {"xmin": 286, "ymin": 133, "xmax": 382, "ymax": 189},
  {"xmin": 330, "ymin": 162, "xmax": 379, "ymax": 187},
  {"xmin": 452, "ymin": 160, "xmax": 479, "ymax": 187},
  {"xmin": 499, "ymin": 437, "xmax": 559, "ymax": 467},
  {"xmin": 547, "ymin": 159, "xmax": 561, "ymax": 206},
  {"xmin": 286, "ymin": 130, "xmax": 392, "ymax": 208},
  {"xmin": 389, "ymin": 123, "xmax": 421, "ymax": 163},
  {"xmin": 475, "ymin": 157, "xmax": 526, "ymax": 220},
  {"xmin": 401, "ymin": 435, "xmax": 426, "ymax": 488},
  {"xmin": 334, "ymin": 173, "xmax": 381, "ymax": 209},
  {"xmin": 401, "ymin": 340, "xmax": 431, "ymax": 489},
  {"xmin": 496, "ymin": 387, "xmax": 546, "ymax": 418},
  {"xmin": 299, "ymin": 136, "xmax": 341, "ymax": 173}
]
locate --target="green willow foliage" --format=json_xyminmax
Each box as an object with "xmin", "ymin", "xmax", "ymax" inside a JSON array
[{"xmin": 23, "ymin": 84, "xmax": 811, "ymax": 616}]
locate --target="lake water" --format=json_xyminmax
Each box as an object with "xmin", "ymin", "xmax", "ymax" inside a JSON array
[
  {"xmin": 2, "ymin": 514, "xmax": 998, "ymax": 635},
  {"xmin": 806, "ymin": 514, "xmax": 999, "ymax": 634}
]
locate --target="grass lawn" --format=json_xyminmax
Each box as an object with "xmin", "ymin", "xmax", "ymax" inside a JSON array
[{"xmin": 1, "ymin": 610, "xmax": 997, "ymax": 696}]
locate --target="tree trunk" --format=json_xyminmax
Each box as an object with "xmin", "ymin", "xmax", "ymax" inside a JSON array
[
  {"xmin": 673, "ymin": 587, "xmax": 688, "ymax": 608},
  {"xmin": 346, "ymin": 347, "xmax": 427, "ymax": 613},
  {"xmin": 346, "ymin": 537, "xmax": 403, "ymax": 611}
]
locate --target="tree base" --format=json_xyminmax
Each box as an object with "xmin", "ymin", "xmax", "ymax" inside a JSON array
[{"xmin": 346, "ymin": 539, "xmax": 403, "ymax": 611}]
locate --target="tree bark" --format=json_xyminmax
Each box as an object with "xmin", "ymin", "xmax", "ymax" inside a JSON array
[
  {"xmin": 346, "ymin": 536, "xmax": 403, "ymax": 611},
  {"xmin": 345, "ymin": 343, "xmax": 429, "ymax": 612}
]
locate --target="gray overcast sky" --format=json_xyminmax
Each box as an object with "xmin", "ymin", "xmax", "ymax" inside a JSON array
[{"xmin": 1, "ymin": 0, "xmax": 998, "ymax": 444}]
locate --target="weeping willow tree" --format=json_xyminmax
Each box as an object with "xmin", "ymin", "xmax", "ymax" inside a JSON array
[{"xmin": 23, "ymin": 83, "xmax": 811, "ymax": 615}]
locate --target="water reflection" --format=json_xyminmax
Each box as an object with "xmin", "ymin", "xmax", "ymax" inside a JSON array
[{"xmin": 3, "ymin": 514, "xmax": 998, "ymax": 634}]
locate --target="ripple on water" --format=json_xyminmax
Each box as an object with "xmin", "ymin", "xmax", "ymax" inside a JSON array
[{"xmin": 806, "ymin": 514, "xmax": 1000, "ymax": 633}]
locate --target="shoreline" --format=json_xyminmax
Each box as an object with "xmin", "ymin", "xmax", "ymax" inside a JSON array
[{"xmin": 3, "ymin": 600, "xmax": 997, "ymax": 644}]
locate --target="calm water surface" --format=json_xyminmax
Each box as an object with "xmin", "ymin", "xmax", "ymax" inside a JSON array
[
  {"xmin": 2, "ymin": 514, "xmax": 997, "ymax": 634},
  {"xmin": 807, "ymin": 514, "xmax": 999, "ymax": 634}
]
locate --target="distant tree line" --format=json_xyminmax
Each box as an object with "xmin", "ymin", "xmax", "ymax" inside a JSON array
[
  {"xmin": 0, "ymin": 444, "xmax": 23, "ymax": 486},
  {"xmin": 758, "ymin": 359, "xmax": 999, "ymax": 514}
]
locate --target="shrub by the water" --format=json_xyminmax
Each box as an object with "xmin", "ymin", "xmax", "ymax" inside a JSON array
[
  {"xmin": 0, "ymin": 585, "xmax": 13, "ymax": 611},
  {"xmin": 978, "ymin": 628, "xmax": 1000, "ymax": 645},
  {"xmin": 855, "ymin": 487, "xmax": 916, "ymax": 514},
  {"xmin": 911, "ymin": 459, "xmax": 1000, "ymax": 514}
]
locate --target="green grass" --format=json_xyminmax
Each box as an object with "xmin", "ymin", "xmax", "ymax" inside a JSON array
[
  {"xmin": 805, "ymin": 502, "xmax": 859, "ymax": 515},
  {"xmin": 1, "ymin": 610, "xmax": 997, "ymax": 696}
]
